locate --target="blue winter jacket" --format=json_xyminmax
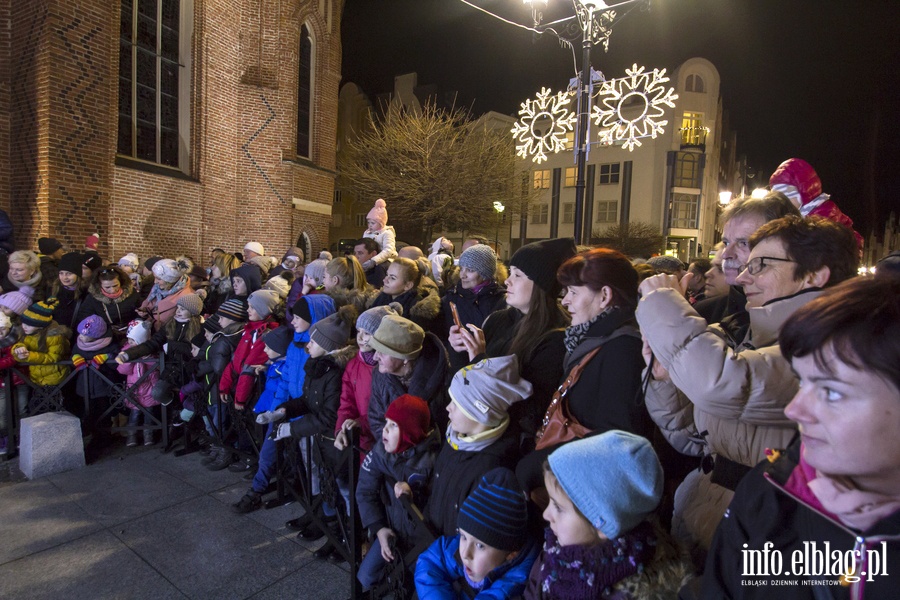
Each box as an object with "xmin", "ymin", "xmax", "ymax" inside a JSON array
[
  {"xmin": 252, "ymin": 358, "xmax": 288, "ymax": 414},
  {"xmin": 415, "ymin": 534, "xmax": 540, "ymax": 600},
  {"xmin": 279, "ymin": 294, "xmax": 336, "ymax": 401}
]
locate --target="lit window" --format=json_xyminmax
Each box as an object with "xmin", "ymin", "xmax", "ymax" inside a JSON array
[
  {"xmin": 595, "ymin": 201, "xmax": 617, "ymax": 223},
  {"xmin": 670, "ymin": 193, "xmax": 699, "ymax": 229},
  {"xmin": 564, "ymin": 168, "xmax": 577, "ymax": 188},
  {"xmin": 562, "ymin": 203, "xmax": 574, "ymax": 223},
  {"xmin": 680, "ymin": 112, "xmax": 705, "ymax": 146},
  {"xmin": 685, "ymin": 74, "xmax": 705, "ymax": 93},
  {"xmin": 533, "ymin": 169, "xmax": 551, "ymax": 189},
  {"xmin": 531, "ymin": 204, "xmax": 549, "ymax": 225},
  {"xmin": 598, "ymin": 163, "xmax": 620, "ymax": 185},
  {"xmin": 565, "ymin": 131, "xmax": 575, "ymax": 151},
  {"xmin": 674, "ymin": 152, "xmax": 701, "ymax": 188},
  {"xmin": 118, "ymin": 0, "xmax": 190, "ymax": 169},
  {"xmin": 297, "ymin": 24, "xmax": 315, "ymax": 158}
]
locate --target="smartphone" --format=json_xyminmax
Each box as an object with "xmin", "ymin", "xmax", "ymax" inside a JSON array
[{"xmin": 449, "ymin": 301, "xmax": 462, "ymax": 330}]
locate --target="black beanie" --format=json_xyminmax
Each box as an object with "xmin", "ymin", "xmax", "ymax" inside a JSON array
[
  {"xmin": 509, "ymin": 237, "xmax": 577, "ymax": 295},
  {"xmin": 58, "ymin": 252, "xmax": 84, "ymax": 275},
  {"xmin": 145, "ymin": 256, "xmax": 163, "ymax": 270},
  {"xmin": 82, "ymin": 251, "xmax": 103, "ymax": 272},
  {"xmin": 457, "ymin": 467, "xmax": 528, "ymax": 552},
  {"xmin": 38, "ymin": 237, "xmax": 62, "ymax": 255},
  {"xmin": 263, "ymin": 325, "xmax": 294, "ymax": 356},
  {"xmin": 288, "ymin": 296, "xmax": 312, "ymax": 323}
]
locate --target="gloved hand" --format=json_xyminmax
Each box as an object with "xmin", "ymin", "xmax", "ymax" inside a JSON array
[
  {"xmin": 220, "ymin": 392, "xmax": 233, "ymax": 404},
  {"xmin": 72, "ymin": 354, "xmax": 87, "ymax": 370},
  {"xmin": 92, "ymin": 353, "xmax": 110, "ymax": 367},
  {"xmin": 274, "ymin": 423, "xmax": 292, "ymax": 441},
  {"xmin": 362, "ymin": 260, "xmax": 375, "ymax": 271},
  {"xmin": 256, "ymin": 410, "xmax": 285, "ymax": 425}
]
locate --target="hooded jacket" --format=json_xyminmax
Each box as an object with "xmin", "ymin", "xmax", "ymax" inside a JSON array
[
  {"xmin": 12, "ymin": 323, "xmax": 71, "ymax": 386},
  {"xmin": 279, "ymin": 293, "xmax": 336, "ymax": 401},
  {"xmin": 75, "ymin": 275, "xmax": 140, "ymax": 337},
  {"xmin": 253, "ymin": 358, "xmax": 288, "ymax": 414},
  {"xmin": 230, "ymin": 263, "xmax": 263, "ymax": 297},
  {"xmin": 195, "ymin": 321, "xmax": 243, "ymax": 407},
  {"xmin": 368, "ymin": 331, "xmax": 450, "ymax": 441},
  {"xmin": 703, "ymin": 439, "xmax": 900, "ymax": 599}
]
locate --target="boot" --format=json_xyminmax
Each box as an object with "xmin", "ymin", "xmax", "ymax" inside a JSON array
[
  {"xmin": 126, "ymin": 432, "xmax": 138, "ymax": 447},
  {"xmin": 206, "ymin": 449, "xmax": 236, "ymax": 471},
  {"xmin": 143, "ymin": 428, "xmax": 156, "ymax": 446},
  {"xmin": 313, "ymin": 521, "xmax": 344, "ymax": 560},
  {"xmin": 285, "ymin": 495, "xmax": 322, "ymax": 531},
  {"xmin": 201, "ymin": 445, "xmax": 223, "ymax": 465},
  {"xmin": 232, "ymin": 490, "xmax": 262, "ymax": 514}
]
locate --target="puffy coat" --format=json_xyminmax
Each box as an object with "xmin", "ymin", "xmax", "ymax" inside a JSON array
[
  {"xmin": 117, "ymin": 341, "xmax": 159, "ymax": 408},
  {"xmin": 218, "ymin": 318, "xmax": 280, "ymax": 407},
  {"xmin": 139, "ymin": 279, "xmax": 194, "ymax": 331},
  {"xmin": 336, "ymin": 350, "xmax": 376, "ymax": 452},
  {"xmin": 75, "ymin": 276, "xmax": 140, "ymax": 337},
  {"xmin": 279, "ymin": 345, "xmax": 355, "ymax": 440},
  {"xmin": 424, "ymin": 427, "xmax": 521, "ymax": 538},
  {"xmin": 704, "ymin": 439, "xmax": 900, "ymax": 599},
  {"xmin": 362, "ymin": 225, "xmax": 397, "ymax": 266},
  {"xmin": 279, "ymin": 294, "xmax": 336, "ymax": 401},
  {"xmin": 368, "ymin": 331, "xmax": 449, "ymax": 440},
  {"xmin": 416, "ymin": 534, "xmax": 540, "ymax": 600},
  {"xmin": 356, "ymin": 428, "xmax": 440, "ymax": 541},
  {"xmin": 72, "ymin": 338, "xmax": 121, "ymax": 400},
  {"xmin": 769, "ymin": 158, "xmax": 864, "ymax": 250},
  {"xmin": 370, "ymin": 281, "xmax": 442, "ymax": 335},
  {"xmin": 441, "ymin": 280, "xmax": 506, "ymax": 372},
  {"xmin": 12, "ymin": 323, "xmax": 71, "ymax": 386},
  {"xmin": 636, "ymin": 287, "xmax": 819, "ymax": 551},
  {"xmin": 195, "ymin": 322, "xmax": 242, "ymax": 407},
  {"xmin": 252, "ymin": 358, "xmax": 288, "ymax": 414}
]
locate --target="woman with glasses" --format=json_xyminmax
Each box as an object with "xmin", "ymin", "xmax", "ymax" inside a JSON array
[
  {"xmin": 634, "ymin": 215, "xmax": 858, "ymax": 568},
  {"xmin": 74, "ymin": 264, "xmax": 141, "ymax": 340}
]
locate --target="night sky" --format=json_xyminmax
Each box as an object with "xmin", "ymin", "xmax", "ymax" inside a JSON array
[{"xmin": 341, "ymin": 0, "xmax": 900, "ymax": 236}]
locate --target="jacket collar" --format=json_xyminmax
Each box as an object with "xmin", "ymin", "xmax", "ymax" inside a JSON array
[{"xmin": 747, "ymin": 288, "xmax": 822, "ymax": 347}]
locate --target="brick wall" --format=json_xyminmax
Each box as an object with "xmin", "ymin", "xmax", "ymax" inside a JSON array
[{"xmin": 0, "ymin": 0, "xmax": 343, "ymax": 262}]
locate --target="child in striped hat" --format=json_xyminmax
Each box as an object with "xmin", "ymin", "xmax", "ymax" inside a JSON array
[{"xmin": 11, "ymin": 298, "xmax": 72, "ymax": 387}]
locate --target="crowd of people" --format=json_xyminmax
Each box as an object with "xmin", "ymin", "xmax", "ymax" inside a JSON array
[{"xmin": 1, "ymin": 160, "xmax": 900, "ymax": 598}]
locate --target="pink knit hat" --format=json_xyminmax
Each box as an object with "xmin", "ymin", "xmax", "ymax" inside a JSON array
[
  {"xmin": 0, "ymin": 286, "xmax": 36, "ymax": 315},
  {"xmin": 366, "ymin": 198, "xmax": 388, "ymax": 229},
  {"xmin": 85, "ymin": 233, "xmax": 100, "ymax": 251}
]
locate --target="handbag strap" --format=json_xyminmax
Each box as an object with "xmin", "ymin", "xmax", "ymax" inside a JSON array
[{"xmin": 558, "ymin": 346, "xmax": 601, "ymax": 397}]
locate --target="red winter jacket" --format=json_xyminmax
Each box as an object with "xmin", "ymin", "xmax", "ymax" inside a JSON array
[
  {"xmin": 0, "ymin": 344, "xmax": 26, "ymax": 387},
  {"xmin": 218, "ymin": 319, "xmax": 279, "ymax": 407},
  {"xmin": 336, "ymin": 350, "xmax": 376, "ymax": 453}
]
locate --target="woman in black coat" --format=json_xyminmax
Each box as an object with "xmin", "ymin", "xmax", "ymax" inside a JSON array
[{"xmin": 75, "ymin": 265, "xmax": 140, "ymax": 339}]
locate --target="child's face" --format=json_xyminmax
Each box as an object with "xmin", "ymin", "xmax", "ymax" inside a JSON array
[
  {"xmin": 263, "ymin": 345, "xmax": 281, "ymax": 360},
  {"xmin": 382, "ymin": 418, "xmax": 401, "ymax": 453},
  {"xmin": 457, "ymin": 528, "xmax": 513, "ymax": 584},
  {"xmin": 0, "ymin": 325, "xmax": 9, "ymax": 338},
  {"xmin": 356, "ymin": 328, "xmax": 373, "ymax": 352},
  {"xmin": 120, "ymin": 264, "xmax": 135, "ymax": 274},
  {"xmin": 382, "ymin": 263, "xmax": 413, "ymax": 297},
  {"xmin": 366, "ymin": 218, "xmax": 381, "ymax": 233},
  {"xmin": 291, "ymin": 313, "xmax": 310, "ymax": 333},
  {"xmin": 78, "ymin": 334, "xmax": 96, "ymax": 345},
  {"xmin": 306, "ymin": 339, "xmax": 326, "ymax": 358},
  {"xmin": 232, "ymin": 276, "xmax": 248, "ymax": 296},
  {"xmin": 247, "ymin": 305, "xmax": 262, "ymax": 322},
  {"xmin": 0, "ymin": 306, "xmax": 13, "ymax": 317},
  {"xmin": 174, "ymin": 306, "xmax": 192, "ymax": 321},
  {"xmin": 543, "ymin": 471, "xmax": 604, "ymax": 547},
  {"xmin": 58, "ymin": 270, "xmax": 79, "ymax": 287},
  {"xmin": 446, "ymin": 400, "xmax": 488, "ymax": 437},
  {"xmin": 218, "ymin": 316, "xmax": 236, "ymax": 328},
  {"xmin": 22, "ymin": 324, "xmax": 40, "ymax": 335}
]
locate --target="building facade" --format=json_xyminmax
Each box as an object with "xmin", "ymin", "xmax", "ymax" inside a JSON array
[{"xmin": 0, "ymin": 0, "xmax": 343, "ymax": 262}]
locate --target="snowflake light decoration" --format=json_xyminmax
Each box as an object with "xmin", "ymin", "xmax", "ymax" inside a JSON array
[
  {"xmin": 511, "ymin": 87, "xmax": 576, "ymax": 164},
  {"xmin": 591, "ymin": 64, "xmax": 679, "ymax": 151}
]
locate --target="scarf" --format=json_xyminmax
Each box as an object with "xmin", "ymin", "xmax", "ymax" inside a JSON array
[
  {"xmin": 77, "ymin": 335, "xmax": 113, "ymax": 353},
  {"xmin": 360, "ymin": 350, "xmax": 377, "ymax": 367},
  {"xmin": 537, "ymin": 523, "xmax": 657, "ymax": 599},
  {"xmin": 563, "ymin": 306, "xmax": 616, "ymax": 354},
  {"xmin": 10, "ymin": 270, "xmax": 42, "ymax": 290},
  {"xmin": 146, "ymin": 275, "xmax": 187, "ymax": 305},
  {"xmin": 446, "ymin": 415, "xmax": 509, "ymax": 452},
  {"xmin": 789, "ymin": 444, "xmax": 900, "ymax": 531},
  {"xmin": 101, "ymin": 287, "xmax": 125, "ymax": 299}
]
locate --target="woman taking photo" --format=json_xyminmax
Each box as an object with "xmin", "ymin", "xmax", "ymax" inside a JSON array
[
  {"xmin": 450, "ymin": 237, "xmax": 576, "ymax": 442},
  {"xmin": 75, "ymin": 264, "xmax": 140, "ymax": 339},
  {"xmin": 516, "ymin": 248, "xmax": 650, "ymax": 492}
]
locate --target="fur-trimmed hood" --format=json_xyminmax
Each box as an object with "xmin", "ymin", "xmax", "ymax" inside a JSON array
[
  {"xmin": 326, "ymin": 286, "xmax": 378, "ymax": 316},
  {"xmin": 88, "ymin": 274, "xmax": 135, "ymax": 304},
  {"xmin": 408, "ymin": 282, "xmax": 441, "ymax": 323}
]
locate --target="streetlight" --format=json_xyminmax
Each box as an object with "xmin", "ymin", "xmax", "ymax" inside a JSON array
[
  {"xmin": 718, "ymin": 191, "xmax": 732, "ymax": 205},
  {"xmin": 751, "ymin": 188, "xmax": 768, "ymax": 199},
  {"xmin": 493, "ymin": 201, "xmax": 506, "ymax": 252}
]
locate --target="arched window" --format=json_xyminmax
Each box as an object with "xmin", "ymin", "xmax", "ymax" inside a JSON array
[
  {"xmin": 685, "ymin": 73, "xmax": 705, "ymax": 93},
  {"xmin": 297, "ymin": 24, "xmax": 315, "ymax": 158}
]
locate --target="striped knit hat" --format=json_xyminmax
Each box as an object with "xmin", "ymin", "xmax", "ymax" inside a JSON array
[
  {"xmin": 456, "ymin": 467, "xmax": 528, "ymax": 552},
  {"xmin": 21, "ymin": 298, "xmax": 59, "ymax": 328},
  {"xmin": 216, "ymin": 298, "xmax": 248, "ymax": 322}
]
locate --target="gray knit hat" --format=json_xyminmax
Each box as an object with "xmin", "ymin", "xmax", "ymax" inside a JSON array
[
  {"xmin": 304, "ymin": 258, "xmax": 328, "ymax": 286},
  {"xmin": 369, "ymin": 315, "xmax": 424, "ymax": 360},
  {"xmin": 448, "ymin": 355, "xmax": 533, "ymax": 426},
  {"xmin": 458, "ymin": 244, "xmax": 497, "ymax": 281},
  {"xmin": 548, "ymin": 431, "xmax": 663, "ymax": 539},
  {"xmin": 310, "ymin": 307, "xmax": 354, "ymax": 353},
  {"xmin": 356, "ymin": 302, "xmax": 403, "ymax": 334},
  {"xmin": 247, "ymin": 289, "xmax": 281, "ymax": 318},
  {"xmin": 176, "ymin": 293, "xmax": 204, "ymax": 317},
  {"xmin": 646, "ymin": 255, "xmax": 685, "ymax": 275}
]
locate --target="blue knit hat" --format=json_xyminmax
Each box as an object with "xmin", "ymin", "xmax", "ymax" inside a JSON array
[
  {"xmin": 548, "ymin": 431, "xmax": 663, "ymax": 539},
  {"xmin": 457, "ymin": 467, "xmax": 528, "ymax": 552}
]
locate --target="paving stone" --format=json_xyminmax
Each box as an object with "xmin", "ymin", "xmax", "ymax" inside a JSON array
[
  {"xmin": 0, "ymin": 530, "xmax": 186, "ymax": 600},
  {"xmin": 134, "ymin": 446, "xmax": 247, "ymax": 493},
  {"xmin": 249, "ymin": 557, "xmax": 351, "ymax": 600},
  {"xmin": 19, "ymin": 412, "xmax": 85, "ymax": 479}
]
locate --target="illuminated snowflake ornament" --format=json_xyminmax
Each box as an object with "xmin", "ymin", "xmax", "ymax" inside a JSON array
[
  {"xmin": 511, "ymin": 87, "xmax": 576, "ymax": 164},
  {"xmin": 591, "ymin": 64, "xmax": 679, "ymax": 151}
]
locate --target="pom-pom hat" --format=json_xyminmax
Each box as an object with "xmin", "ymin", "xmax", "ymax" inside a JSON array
[
  {"xmin": 366, "ymin": 198, "xmax": 389, "ymax": 228},
  {"xmin": 21, "ymin": 298, "xmax": 58, "ymax": 328}
]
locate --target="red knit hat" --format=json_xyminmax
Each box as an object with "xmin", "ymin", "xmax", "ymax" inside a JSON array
[{"xmin": 384, "ymin": 394, "xmax": 431, "ymax": 454}]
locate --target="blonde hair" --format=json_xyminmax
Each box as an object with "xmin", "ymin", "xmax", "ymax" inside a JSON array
[
  {"xmin": 9, "ymin": 250, "xmax": 40, "ymax": 274},
  {"xmin": 389, "ymin": 257, "xmax": 421, "ymax": 288},
  {"xmin": 326, "ymin": 255, "xmax": 367, "ymax": 291}
]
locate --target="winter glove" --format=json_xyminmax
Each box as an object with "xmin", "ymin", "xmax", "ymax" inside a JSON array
[
  {"xmin": 91, "ymin": 353, "xmax": 110, "ymax": 367},
  {"xmin": 72, "ymin": 354, "xmax": 87, "ymax": 371},
  {"xmin": 220, "ymin": 392, "xmax": 233, "ymax": 404},
  {"xmin": 274, "ymin": 423, "xmax": 292, "ymax": 441},
  {"xmin": 362, "ymin": 260, "xmax": 375, "ymax": 271},
  {"xmin": 256, "ymin": 410, "xmax": 286, "ymax": 425}
]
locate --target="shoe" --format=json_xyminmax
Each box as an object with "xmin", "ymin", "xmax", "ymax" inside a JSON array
[
  {"xmin": 198, "ymin": 444, "xmax": 212, "ymax": 456},
  {"xmin": 286, "ymin": 512, "xmax": 315, "ymax": 532},
  {"xmin": 126, "ymin": 433, "xmax": 138, "ymax": 447},
  {"xmin": 232, "ymin": 490, "xmax": 262, "ymax": 514},
  {"xmin": 206, "ymin": 450, "xmax": 236, "ymax": 471},
  {"xmin": 143, "ymin": 430, "xmax": 156, "ymax": 446},
  {"xmin": 313, "ymin": 538, "xmax": 338, "ymax": 560},
  {"xmin": 0, "ymin": 436, "xmax": 8, "ymax": 456},
  {"xmin": 227, "ymin": 457, "xmax": 256, "ymax": 473},
  {"xmin": 242, "ymin": 470, "xmax": 255, "ymax": 481},
  {"xmin": 201, "ymin": 446, "xmax": 222, "ymax": 465}
]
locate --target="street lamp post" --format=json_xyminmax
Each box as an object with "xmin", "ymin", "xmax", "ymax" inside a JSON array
[{"xmin": 493, "ymin": 201, "xmax": 506, "ymax": 252}]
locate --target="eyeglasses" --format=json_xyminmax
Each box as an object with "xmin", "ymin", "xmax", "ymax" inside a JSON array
[{"xmin": 743, "ymin": 256, "xmax": 795, "ymax": 276}]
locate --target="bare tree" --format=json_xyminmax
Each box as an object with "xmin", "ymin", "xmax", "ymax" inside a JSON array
[
  {"xmin": 591, "ymin": 221, "xmax": 665, "ymax": 258},
  {"xmin": 340, "ymin": 101, "xmax": 522, "ymax": 239}
]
